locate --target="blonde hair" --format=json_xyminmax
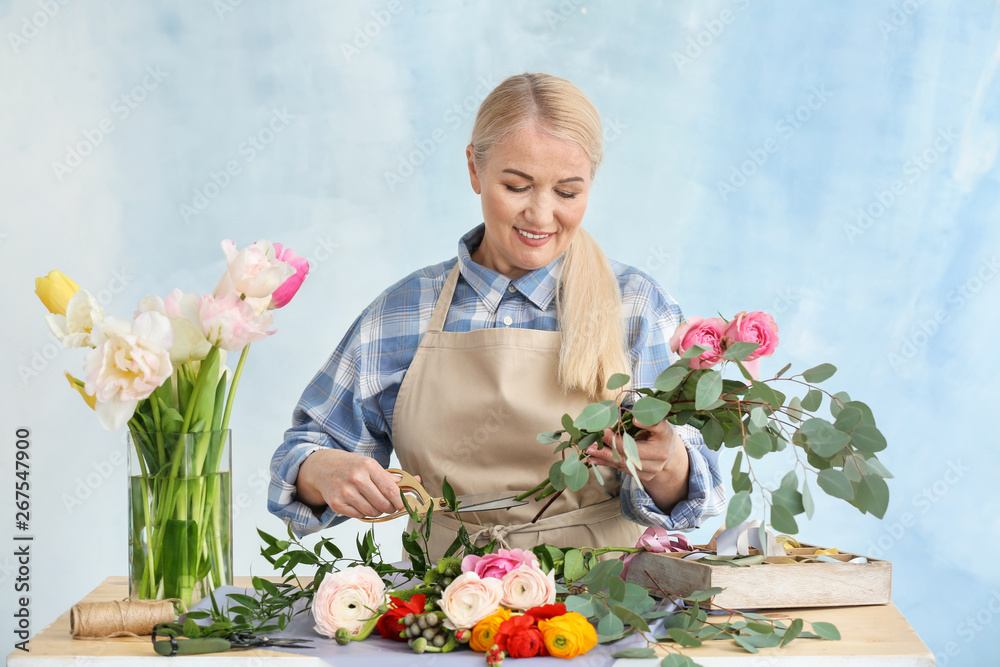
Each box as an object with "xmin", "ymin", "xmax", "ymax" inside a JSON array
[{"xmin": 470, "ymin": 73, "xmax": 631, "ymax": 401}]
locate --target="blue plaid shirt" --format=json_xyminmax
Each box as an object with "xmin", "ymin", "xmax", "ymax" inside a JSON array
[{"xmin": 269, "ymin": 225, "xmax": 725, "ymax": 535}]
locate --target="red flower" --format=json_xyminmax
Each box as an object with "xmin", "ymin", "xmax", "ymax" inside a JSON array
[
  {"xmin": 525, "ymin": 603, "xmax": 567, "ymax": 622},
  {"xmin": 376, "ymin": 594, "xmax": 426, "ymax": 641},
  {"xmin": 494, "ymin": 615, "xmax": 547, "ymax": 658}
]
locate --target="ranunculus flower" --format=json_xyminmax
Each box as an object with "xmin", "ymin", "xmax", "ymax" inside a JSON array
[
  {"xmin": 376, "ymin": 594, "xmax": 425, "ymax": 641},
  {"xmin": 471, "ymin": 608, "xmax": 512, "ymax": 652},
  {"xmin": 269, "ymin": 242, "xmax": 310, "ymax": 309},
  {"xmin": 462, "ymin": 549, "xmax": 538, "ymax": 580},
  {"xmin": 35, "ymin": 270, "xmax": 81, "ymax": 315},
  {"xmin": 668, "ymin": 316, "xmax": 727, "ymax": 369},
  {"xmin": 198, "ymin": 292, "xmax": 274, "ymax": 351},
  {"xmin": 500, "ymin": 563, "xmax": 556, "ymax": 611},
  {"xmin": 312, "ymin": 566, "xmax": 386, "ymax": 639},
  {"xmin": 724, "ymin": 310, "xmax": 779, "ymax": 379},
  {"xmin": 538, "ymin": 612, "xmax": 598, "ymax": 659},
  {"xmin": 83, "ymin": 312, "xmax": 174, "ymax": 430},
  {"xmin": 439, "ymin": 572, "xmax": 503, "ymax": 629},
  {"xmin": 621, "ymin": 527, "xmax": 693, "ymax": 578},
  {"xmin": 494, "ymin": 614, "xmax": 547, "ymax": 659},
  {"xmin": 525, "ymin": 603, "xmax": 567, "ymax": 622},
  {"xmin": 46, "ymin": 289, "xmax": 104, "ymax": 348},
  {"xmin": 138, "ymin": 290, "xmax": 214, "ymax": 364},
  {"xmin": 214, "ymin": 239, "xmax": 295, "ymax": 301}
]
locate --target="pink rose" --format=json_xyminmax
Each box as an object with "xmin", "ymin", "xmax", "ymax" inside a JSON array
[
  {"xmin": 462, "ymin": 549, "xmax": 538, "ymax": 580},
  {"xmin": 668, "ymin": 316, "xmax": 727, "ymax": 369},
  {"xmin": 500, "ymin": 563, "xmax": 556, "ymax": 611},
  {"xmin": 723, "ymin": 311, "xmax": 779, "ymax": 379},
  {"xmin": 312, "ymin": 566, "xmax": 386, "ymax": 639},
  {"xmin": 439, "ymin": 572, "xmax": 503, "ymax": 629},
  {"xmin": 198, "ymin": 292, "xmax": 274, "ymax": 351},
  {"xmin": 621, "ymin": 527, "xmax": 693, "ymax": 578},
  {"xmin": 269, "ymin": 243, "xmax": 310, "ymax": 309}
]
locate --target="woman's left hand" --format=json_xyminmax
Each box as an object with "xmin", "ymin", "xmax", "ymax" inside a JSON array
[{"xmin": 584, "ymin": 417, "xmax": 690, "ymax": 513}]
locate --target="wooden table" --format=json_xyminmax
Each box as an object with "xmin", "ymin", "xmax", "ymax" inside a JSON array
[{"xmin": 6, "ymin": 576, "xmax": 935, "ymax": 666}]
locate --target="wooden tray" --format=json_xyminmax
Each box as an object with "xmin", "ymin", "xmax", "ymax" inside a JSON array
[{"xmin": 624, "ymin": 546, "xmax": 891, "ymax": 609}]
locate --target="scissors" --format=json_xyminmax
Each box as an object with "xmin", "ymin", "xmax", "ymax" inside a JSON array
[
  {"xmin": 151, "ymin": 623, "xmax": 314, "ymax": 656},
  {"xmin": 360, "ymin": 468, "xmax": 528, "ymax": 523}
]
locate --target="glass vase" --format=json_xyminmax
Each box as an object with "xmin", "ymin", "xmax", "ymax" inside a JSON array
[{"xmin": 127, "ymin": 429, "xmax": 232, "ymax": 608}]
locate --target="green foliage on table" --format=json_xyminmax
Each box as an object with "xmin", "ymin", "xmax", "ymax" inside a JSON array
[{"xmin": 522, "ymin": 346, "xmax": 892, "ymax": 532}]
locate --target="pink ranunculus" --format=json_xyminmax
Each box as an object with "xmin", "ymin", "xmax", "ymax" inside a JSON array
[
  {"xmin": 269, "ymin": 242, "xmax": 310, "ymax": 309},
  {"xmin": 723, "ymin": 311, "xmax": 779, "ymax": 379},
  {"xmin": 462, "ymin": 549, "xmax": 538, "ymax": 580},
  {"xmin": 214, "ymin": 239, "xmax": 295, "ymax": 301},
  {"xmin": 312, "ymin": 566, "xmax": 386, "ymax": 639},
  {"xmin": 499, "ymin": 562, "xmax": 556, "ymax": 611},
  {"xmin": 83, "ymin": 312, "xmax": 174, "ymax": 430},
  {"xmin": 439, "ymin": 572, "xmax": 503, "ymax": 629},
  {"xmin": 621, "ymin": 527, "xmax": 693, "ymax": 578},
  {"xmin": 198, "ymin": 292, "xmax": 274, "ymax": 351},
  {"xmin": 668, "ymin": 316, "xmax": 727, "ymax": 369}
]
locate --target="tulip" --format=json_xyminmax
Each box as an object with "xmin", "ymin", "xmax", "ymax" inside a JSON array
[
  {"xmin": 65, "ymin": 372, "xmax": 96, "ymax": 410},
  {"xmin": 214, "ymin": 239, "xmax": 294, "ymax": 300},
  {"xmin": 35, "ymin": 270, "xmax": 81, "ymax": 316},
  {"xmin": 269, "ymin": 243, "xmax": 310, "ymax": 309}
]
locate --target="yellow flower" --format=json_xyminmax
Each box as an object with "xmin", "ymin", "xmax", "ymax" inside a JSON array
[
  {"xmin": 65, "ymin": 373, "xmax": 96, "ymax": 410},
  {"xmin": 35, "ymin": 270, "xmax": 81, "ymax": 315},
  {"xmin": 470, "ymin": 608, "xmax": 511, "ymax": 653},
  {"xmin": 538, "ymin": 612, "xmax": 598, "ymax": 659}
]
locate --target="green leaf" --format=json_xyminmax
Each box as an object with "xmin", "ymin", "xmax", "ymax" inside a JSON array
[
  {"xmin": 817, "ymin": 469, "xmax": 854, "ymax": 501},
  {"xmin": 609, "ymin": 574, "xmax": 626, "ymax": 601},
  {"xmin": 548, "ymin": 459, "xmax": 567, "ymax": 491},
  {"xmin": 613, "ymin": 604, "xmax": 651, "ymax": 632},
  {"xmin": 769, "ymin": 503, "xmax": 799, "ymax": 534},
  {"xmin": 853, "ymin": 474, "xmax": 890, "ymax": 519},
  {"xmin": 733, "ymin": 634, "xmax": 759, "ymax": 653},
  {"xmin": 441, "ymin": 476, "xmax": 458, "ymax": 511},
  {"xmin": 695, "ymin": 370, "xmax": 723, "ymax": 410},
  {"xmin": 666, "ymin": 628, "xmax": 703, "ymax": 647},
  {"xmin": 563, "ymin": 549, "xmax": 588, "ymax": 582},
  {"xmin": 597, "ymin": 612, "xmax": 625, "ymax": 637},
  {"xmin": 802, "ymin": 363, "xmax": 836, "ymax": 383},
  {"xmin": 750, "ymin": 406, "xmax": 767, "ymax": 428},
  {"xmin": 786, "ymin": 396, "xmax": 804, "ymax": 423},
  {"xmin": 864, "ymin": 456, "xmax": 894, "ymax": 479},
  {"xmin": 772, "ymin": 486, "xmax": 804, "ymax": 516},
  {"xmin": 780, "ymin": 618, "xmax": 804, "ymax": 647},
  {"xmin": 726, "ymin": 490, "xmax": 752, "ymax": 528},
  {"xmin": 851, "ymin": 424, "xmax": 888, "ymax": 453},
  {"xmin": 574, "ymin": 400, "xmax": 618, "ymax": 432},
  {"xmin": 632, "ymin": 396, "xmax": 672, "ymax": 426},
  {"xmin": 845, "ymin": 400, "xmax": 877, "ymax": 426},
  {"xmin": 724, "ymin": 341, "xmax": 760, "ymax": 361},
  {"xmin": 661, "ymin": 656, "xmax": 699, "ymax": 667},
  {"xmin": 562, "ymin": 413, "xmax": 582, "ymax": 440},
  {"xmin": 654, "ymin": 365, "xmax": 690, "ymax": 392},
  {"xmin": 796, "ymin": 419, "xmax": 850, "ymax": 457},
  {"xmin": 684, "ymin": 587, "xmax": 723, "ymax": 602},
  {"xmin": 801, "ymin": 389, "xmax": 823, "ymax": 412},
  {"xmin": 833, "ymin": 406, "xmax": 863, "ymax": 432},
  {"xmin": 775, "ymin": 362, "xmax": 792, "ymax": 378},
  {"xmin": 700, "ymin": 417, "xmax": 724, "ymax": 449},
  {"xmin": 564, "ymin": 594, "xmax": 595, "ymax": 617},
  {"xmin": 681, "ymin": 344, "xmax": 708, "ymax": 360},
  {"xmin": 811, "ymin": 622, "xmax": 841, "ymax": 640},
  {"xmin": 536, "ymin": 431, "xmax": 562, "ymax": 445},
  {"xmin": 606, "ymin": 373, "xmax": 630, "ymax": 390},
  {"xmin": 802, "ymin": 478, "xmax": 815, "ymax": 519},
  {"xmin": 829, "ymin": 391, "xmax": 851, "ymax": 417},
  {"xmin": 612, "ymin": 648, "xmax": 657, "ymax": 659},
  {"xmin": 562, "ymin": 457, "xmax": 590, "ymax": 492},
  {"xmin": 745, "ymin": 431, "xmax": 772, "ymax": 458}
]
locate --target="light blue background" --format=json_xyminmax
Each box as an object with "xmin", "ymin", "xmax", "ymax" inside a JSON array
[{"xmin": 2, "ymin": 1, "xmax": 998, "ymax": 664}]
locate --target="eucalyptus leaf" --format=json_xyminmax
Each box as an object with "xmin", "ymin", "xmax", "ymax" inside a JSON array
[
  {"xmin": 536, "ymin": 431, "xmax": 562, "ymax": 445},
  {"xmin": 796, "ymin": 419, "xmax": 850, "ymax": 457},
  {"xmin": 573, "ymin": 401, "xmax": 618, "ymax": 432},
  {"xmin": 548, "ymin": 459, "xmax": 567, "ymax": 491},
  {"xmin": 724, "ymin": 341, "xmax": 760, "ymax": 361},
  {"xmin": 750, "ymin": 406, "xmax": 767, "ymax": 428},
  {"xmin": 700, "ymin": 417, "xmax": 724, "ymax": 449},
  {"xmin": 786, "ymin": 396, "xmax": 804, "ymax": 423},
  {"xmin": 695, "ymin": 370, "xmax": 723, "ymax": 410},
  {"xmin": 830, "ymin": 391, "xmax": 851, "ymax": 417},
  {"xmin": 611, "ymin": 648, "xmax": 657, "ymax": 659},
  {"xmin": 802, "ymin": 478, "xmax": 816, "ymax": 519},
  {"xmin": 817, "ymin": 468, "xmax": 854, "ymax": 501},
  {"xmin": 681, "ymin": 344, "xmax": 708, "ymax": 360},
  {"xmin": 654, "ymin": 365, "xmax": 690, "ymax": 392},
  {"xmin": 864, "ymin": 456, "xmax": 894, "ymax": 479},
  {"xmin": 606, "ymin": 372, "xmax": 630, "ymax": 390},
  {"xmin": 597, "ymin": 612, "xmax": 625, "ymax": 637},
  {"xmin": 562, "ymin": 457, "xmax": 590, "ymax": 492},
  {"xmin": 851, "ymin": 424, "xmax": 888, "ymax": 453},
  {"xmin": 666, "ymin": 628, "xmax": 703, "ymax": 647},
  {"xmin": 633, "ymin": 396, "xmax": 672, "ymax": 426},
  {"xmin": 564, "ymin": 594, "xmax": 595, "ymax": 617},
  {"xmin": 833, "ymin": 406, "xmax": 863, "ymax": 432},
  {"xmin": 622, "ymin": 432, "xmax": 641, "ymax": 470},
  {"xmin": 853, "ymin": 473, "xmax": 890, "ymax": 519},
  {"xmin": 661, "ymin": 655, "xmax": 699, "ymax": 667},
  {"xmin": 772, "ymin": 486, "xmax": 804, "ymax": 516},
  {"xmin": 745, "ymin": 431, "xmax": 772, "ymax": 459},
  {"xmin": 733, "ymin": 634, "xmax": 759, "ymax": 653},
  {"xmin": 802, "ymin": 363, "xmax": 836, "ymax": 383},
  {"xmin": 780, "ymin": 618, "xmax": 804, "ymax": 647},
  {"xmin": 726, "ymin": 490, "xmax": 752, "ymax": 528},
  {"xmin": 775, "ymin": 362, "xmax": 792, "ymax": 378},
  {"xmin": 801, "ymin": 388, "xmax": 823, "ymax": 412},
  {"xmin": 613, "ymin": 604, "xmax": 651, "ymax": 632},
  {"xmin": 769, "ymin": 503, "xmax": 799, "ymax": 533},
  {"xmin": 811, "ymin": 621, "xmax": 841, "ymax": 640},
  {"xmin": 563, "ymin": 549, "xmax": 588, "ymax": 582}
]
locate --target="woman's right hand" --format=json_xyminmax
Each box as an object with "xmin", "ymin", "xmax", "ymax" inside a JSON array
[{"xmin": 295, "ymin": 449, "xmax": 409, "ymax": 520}]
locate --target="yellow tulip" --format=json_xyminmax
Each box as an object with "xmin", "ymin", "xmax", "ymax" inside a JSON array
[
  {"xmin": 35, "ymin": 270, "xmax": 81, "ymax": 316},
  {"xmin": 65, "ymin": 372, "xmax": 96, "ymax": 410}
]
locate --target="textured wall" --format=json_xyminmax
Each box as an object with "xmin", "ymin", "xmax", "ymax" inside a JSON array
[{"xmin": 2, "ymin": 1, "xmax": 998, "ymax": 664}]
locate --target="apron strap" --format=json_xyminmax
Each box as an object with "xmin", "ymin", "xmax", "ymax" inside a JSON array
[{"xmin": 426, "ymin": 264, "xmax": 462, "ymax": 333}]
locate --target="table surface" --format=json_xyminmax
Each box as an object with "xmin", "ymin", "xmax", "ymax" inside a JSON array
[{"xmin": 7, "ymin": 576, "xmax": 935, "ymax": 666}]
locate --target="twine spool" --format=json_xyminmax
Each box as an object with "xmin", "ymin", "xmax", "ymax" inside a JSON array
[{"xmin": 70, "ymin": 598, "xmax": 178, "ymax": 639}]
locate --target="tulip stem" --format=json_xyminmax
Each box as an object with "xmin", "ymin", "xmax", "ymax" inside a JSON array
[{"xmin": 220, "ymin": 345, "xmax": 250, "ymax": 433}]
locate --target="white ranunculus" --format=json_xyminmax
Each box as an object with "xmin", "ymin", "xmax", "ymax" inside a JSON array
[
  {"xmin": 439, "ymin": 572, "xmax": 504, "ymax": 630},
  {"xmin": 312, "ymin": 566, "xmax": 386, "ymax": 639},
  {"xmin": 500, "ymin": 563, "xmax": 557, "ymax": 611},
  {"xmin": 46, "ymin": 289, "xmax": 104, "ymax": 348},
  {"xmin": 213, "ymin": 239, "xmax": 295, "ymax": 300},
  {"xmin": 84, "ymin": 312, "xmax": 174, "ymax": 430}
]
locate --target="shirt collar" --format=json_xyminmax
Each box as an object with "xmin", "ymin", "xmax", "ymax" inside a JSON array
[{"xmin": 457, "ymin": 224, "xmax": 562, "ymax": 313}]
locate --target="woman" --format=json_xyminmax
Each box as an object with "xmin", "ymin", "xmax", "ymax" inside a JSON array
[{"xmin": 268, "ymin": 73, "xmax": 724, "ymax": 556}]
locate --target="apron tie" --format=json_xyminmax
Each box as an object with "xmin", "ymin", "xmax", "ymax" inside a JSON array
[{"xmin": 467, "ymin": 522, "xmax": 537, "ymax": 550}]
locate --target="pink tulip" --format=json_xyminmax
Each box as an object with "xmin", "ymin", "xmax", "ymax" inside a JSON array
[
  {"xmin": 269, "ymin": 243, "xmax": 310, "ymax": 309},
  {"xmin": 668, "ymin": 316, "xmax": 727, "ymax": 369},
  {"xmin": 198, "ymin": 292, "xmax": 274, "ymax": 351}
]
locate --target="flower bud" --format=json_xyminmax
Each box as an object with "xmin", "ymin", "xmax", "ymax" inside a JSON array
[
  {"xmin": 486, "ymin": 644, "xmax": 505, "ymax": 667},
  {"xmin": 454, "ymin": 628, "xmax": 471, "ymax": 644},
  {"xmin": 334, "ymin": 628, "xmax": 351, "ymax": 646},
  {"xmin": 410, "ymin": 637, "xmax": 428, "ymax": 654}
]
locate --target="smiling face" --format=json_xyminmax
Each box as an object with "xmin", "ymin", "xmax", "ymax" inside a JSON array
[{"xmin": 467, "ymin": 124, "xmax": 593, "ymax": 280}]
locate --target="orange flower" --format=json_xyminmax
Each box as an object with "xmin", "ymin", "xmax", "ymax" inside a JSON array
[
  {"xmin": 538, "ymin": 612, "xmax": 598, "ymax": 659},
  {"xmin": 470, "ymin": 608, "xmax": 511, "ymax": 653}
]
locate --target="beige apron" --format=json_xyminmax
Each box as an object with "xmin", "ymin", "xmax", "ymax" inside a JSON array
[{"xmin": 392, "ymin": 263, "xmax": 645, "ymax": 559}]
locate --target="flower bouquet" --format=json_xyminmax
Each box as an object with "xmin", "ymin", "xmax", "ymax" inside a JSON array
[{"xmin": 35, "ymin": 240, "xmax": 309, "ymax": 607}]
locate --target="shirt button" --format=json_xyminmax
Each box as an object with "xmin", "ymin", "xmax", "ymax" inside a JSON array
[
  {"xmin": 507, "ymin": 284, "xmax": 516, "ymax": 293},
  {"xmin": 502, "ymin": 316, "xmax": 513, "ymax": 327}
]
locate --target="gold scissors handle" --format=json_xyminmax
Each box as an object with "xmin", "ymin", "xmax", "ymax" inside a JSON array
[{"xmin": 359, "ymin": 468, "xmax": 440, "ymax": 523}]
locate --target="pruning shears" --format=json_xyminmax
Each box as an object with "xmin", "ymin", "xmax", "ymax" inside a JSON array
[
  {"xmin": 359, "ymin": 468, "xmax": 528, "ymax": 523},
  {"xmin": 152, "ymin": 623, "xmax": 313, "ymax": 656}
]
